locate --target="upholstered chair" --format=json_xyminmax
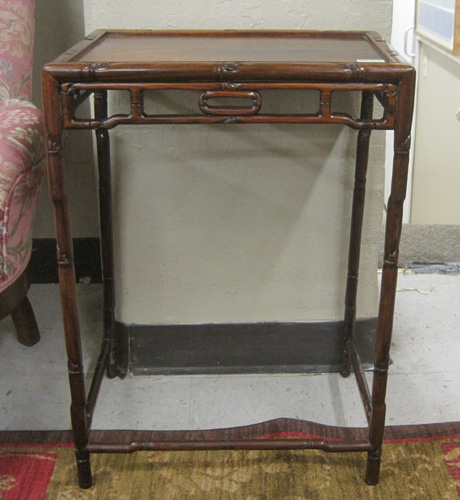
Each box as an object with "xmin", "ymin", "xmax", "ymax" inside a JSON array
[{"xmin": 0, "ymin": 0, "xmax": 45, "ymax": 345}]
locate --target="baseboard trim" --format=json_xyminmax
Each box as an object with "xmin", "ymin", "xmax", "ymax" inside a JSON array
[
  {"xmin": 30, "ymin": 238, "xmax": 102, "ymax": 284},
  {"xmin": 114, "ymin": 318, "xmax": 377, "ymax": 376}
]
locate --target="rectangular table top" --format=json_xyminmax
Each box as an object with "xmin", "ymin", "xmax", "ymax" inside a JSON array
[
  {"xmin": 45, "ymin": 30, "xmax": 413, "ymax": 88},
  {"xmin": 64, "ymin": 30, "xmax": 393, "ymax": 65}
]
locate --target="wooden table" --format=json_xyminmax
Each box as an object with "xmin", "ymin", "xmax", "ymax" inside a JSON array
[{"xmin": 42, "ymin": 30, "xmax": 415, "ymax": 488}]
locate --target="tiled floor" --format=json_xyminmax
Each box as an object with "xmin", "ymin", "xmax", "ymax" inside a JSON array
[{"xmin": 1, "ymin": 272, "xmax": 459, "ymax": 431}]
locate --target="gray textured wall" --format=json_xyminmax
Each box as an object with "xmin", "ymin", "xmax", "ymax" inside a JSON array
[
  {"xmin": 33, "ymin": 0, "xmax": 99, "ymax": 238},
  {"xmin": 83, "ymin": 0, "xmax": 392, "ymax": 325}
]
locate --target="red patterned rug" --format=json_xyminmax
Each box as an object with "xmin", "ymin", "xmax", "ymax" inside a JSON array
[
  {"xmin": 1, "ymin": 419, "xmax": 460, "ymax": 499},
  {"xmin": 0, "ymin": 444, "xmax": 70, "ymax": 500}
]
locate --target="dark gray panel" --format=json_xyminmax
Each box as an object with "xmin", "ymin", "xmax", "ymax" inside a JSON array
[{"xmin": 115, "ymin": 319, "xmax": 377, "ymax": 376}]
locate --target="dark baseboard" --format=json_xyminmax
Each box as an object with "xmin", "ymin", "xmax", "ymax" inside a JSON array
[
  {"xmin": 30, "ymin": 238, "xmax": 102, "ymax": 283},
  {"xmin": 114, "ymin": 318, "xmax": 377, "ymax": 376}
]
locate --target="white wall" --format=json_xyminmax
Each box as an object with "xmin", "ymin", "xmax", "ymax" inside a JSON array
[
  {"xmin": 410, "ymin": 41, "xmax": 460, "ymax": 224},
  {"xmin": 82, "ymin": 0, "xmax": 393, "ymax": 325}
]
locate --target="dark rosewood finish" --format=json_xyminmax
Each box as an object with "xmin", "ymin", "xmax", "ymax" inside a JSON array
[
  {"xmin": 42, "ymin": 30, "xmax": 415, "ymax": 488},
  {"xmin": 341, "ymin": 90, "xmax": 375, "ymax": 379}
]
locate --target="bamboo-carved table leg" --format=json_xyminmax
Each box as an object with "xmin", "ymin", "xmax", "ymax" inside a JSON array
[
  {"xmin": 365, "ymin": 70, "xmax": 416, "ymax": 485},
  {"xmin": 42, "ymin": 72, "xmax": 93, "ymax": 489},
  {"xmin": 341, "ymin": 91, "xmax": 374, "ymax": 378},
  {"xmin": 94, "ymin": 90, "xmax": 118, "ymax": 379}
]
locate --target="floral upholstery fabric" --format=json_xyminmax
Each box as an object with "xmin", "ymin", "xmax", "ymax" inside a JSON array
[
  {"xmin": 0, "ymin": 0, "xmax": 44, "ymax": 292},
  {"xmin": 0, "ymin": 0, "xmax": 35, "ymax": 102}
]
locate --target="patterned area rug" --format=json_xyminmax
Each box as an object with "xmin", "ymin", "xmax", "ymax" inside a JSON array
[{"xmin": 1, "ymin": 419, "xmax": 460, "ymax": 499}]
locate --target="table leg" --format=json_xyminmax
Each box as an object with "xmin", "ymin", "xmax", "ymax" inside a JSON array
[
  {"xmin": 366, "ymin": 70, "xmax": 416, "ymax": 485},
  {"xmin": 42, "ymin": 72, "xmax": 92, "ymax": 488},
  {"xmin": 94, "ymin": 90, "xmax": 118, "ymax": 378},
  {"xmin": 341, "ymin": 91, "xmax": 374, "ymax": 377}
]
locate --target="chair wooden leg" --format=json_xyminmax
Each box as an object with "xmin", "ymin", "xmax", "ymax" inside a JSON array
[{"xmin": 10, "ymin": 295, "xmax": 40, "ymax": 346}]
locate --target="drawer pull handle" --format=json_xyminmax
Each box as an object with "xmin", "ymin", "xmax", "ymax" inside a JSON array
[{"xmin": 199, "ymin": 91, "xmax": 262, "ymax": 116}]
